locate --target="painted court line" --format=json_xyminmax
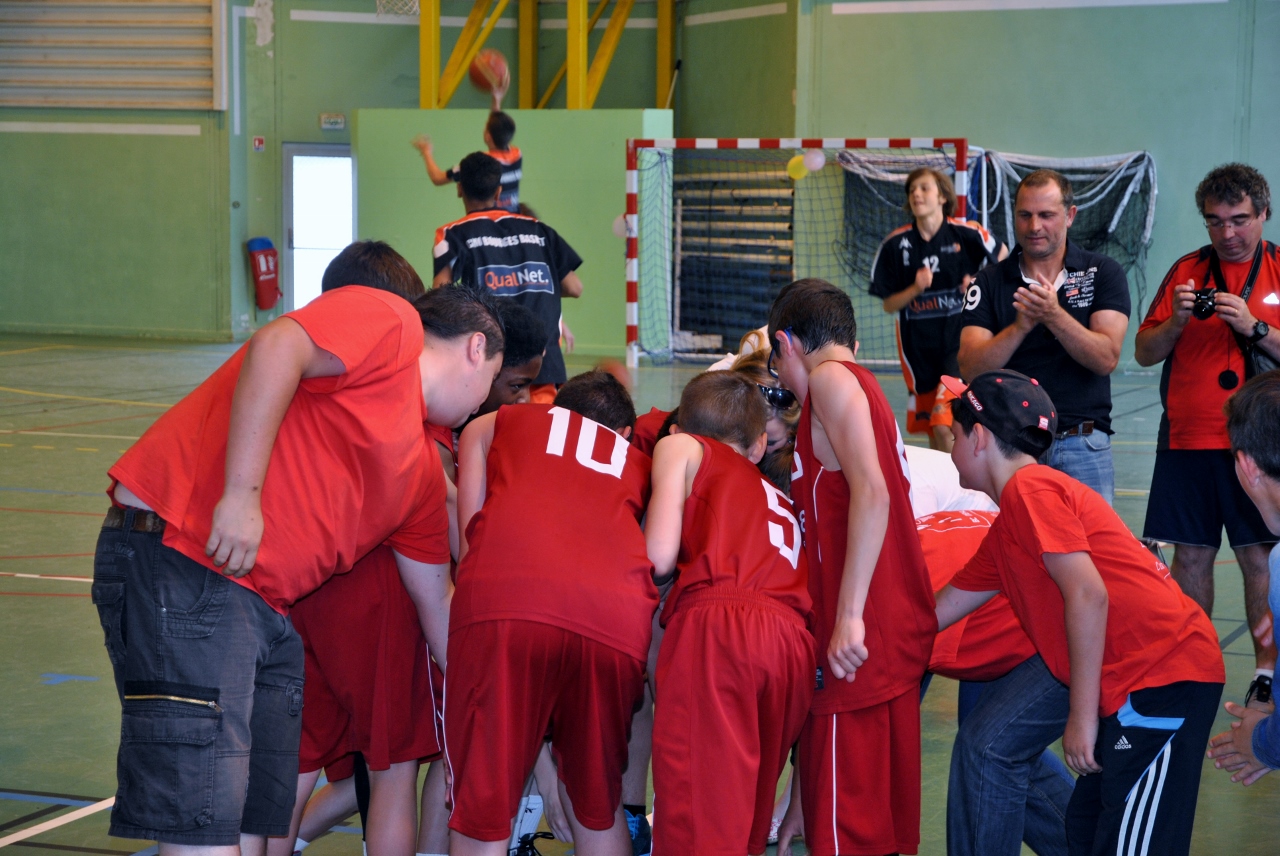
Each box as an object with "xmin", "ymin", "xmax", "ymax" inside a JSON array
[
  {"xmin": 0, "ymin": 347, "xmax": 73, "ymax": 358},
  {"xmin": 0, "ymin": 572, "xmax": 92, "ymax": 583},
  {"xmin": 0, "ymin": 388, "xmax": 171, "ymax": 409},
  {"xmin": 0, "ymin": 593, "xmax": 90, "ymax": 598},
  {"xmin": 0, "ymin": 488, "xmax": 104, "ymax": 498},
  {"xmin": 0, "ymin": 432, "xmax": 141, "ymax": 441},
  {"xmin": 0, "ymin": 508, "xmax": 102, "ymax": 517},
  {"xmin": 0, "ymin": 791, "xmax": 99, "ymax": 808},
  {"xmin": 0, "ymin": 798, "xmax": 114, "ymax": 849}
]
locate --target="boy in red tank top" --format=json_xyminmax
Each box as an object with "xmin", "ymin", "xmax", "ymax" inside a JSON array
[
  {"xmin": 766, "ymin": 279, "xmax": 936, "ymax": 856},
  {"xmin": 936, "ymin": 370, "xmax": 1225, "ymax": 856},
  {"xmin": 448, "ymin": 370, "xmax": 657, "ymax": 856},
  {"xmin": 645, "ymin": 372, "xmax": 814, "ymax": 856}
]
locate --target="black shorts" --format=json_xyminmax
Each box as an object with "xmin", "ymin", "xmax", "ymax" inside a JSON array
[
  {"xmin": 1142, "ymin": 449, "xmax": 1276, "ymax": 549},
  {"xmin": 92, "ymin": 510, "xmax": 304, "ymax": 845},
  {"xmin": 896, "ymin": 314, "xmax": 961, "ymax": 395},
  {"xmin": 1066, "ymin": 681, "xmax": 1222, "ymax": 856}
]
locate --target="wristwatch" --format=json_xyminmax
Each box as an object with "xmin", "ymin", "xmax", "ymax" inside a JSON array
[{"xmin": 1249, "ymin": 320, "xmax": 1270, "ymax": 344}]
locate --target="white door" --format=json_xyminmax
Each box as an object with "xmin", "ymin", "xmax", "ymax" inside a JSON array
[{"xmin": 283, "ymin": 144, "xmax": 354, "ymax": 310}]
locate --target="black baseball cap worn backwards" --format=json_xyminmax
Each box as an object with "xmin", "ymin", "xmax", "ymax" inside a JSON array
[{"xmin": 942, "ymin": 370, "xmax": 1058, "ymax": 457}]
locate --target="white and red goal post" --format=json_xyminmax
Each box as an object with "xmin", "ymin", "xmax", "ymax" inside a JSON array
[{"xmin": 624, "ymin": 137, "xmax": 970, "ymax": 367}]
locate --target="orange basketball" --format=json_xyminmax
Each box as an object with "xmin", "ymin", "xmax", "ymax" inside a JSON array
[{"xmin": 469, "ymin": 48, "xmax": 509, "ymax": 93}]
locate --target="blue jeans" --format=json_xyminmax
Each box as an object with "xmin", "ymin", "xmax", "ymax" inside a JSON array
[
  {"xmin": 1043, "ymin": 430, "xmax": 1114, "ymax": 505},
  {"xmin": 948, "ymin": 656, "xmax": 1075, "ymax": 856}
]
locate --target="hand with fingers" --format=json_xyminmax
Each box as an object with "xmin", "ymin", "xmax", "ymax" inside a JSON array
[
  {"xmin": 1063, "ymin": 710, "xmax": 1102, "ymax": 776},
  {"xmin": 827, "ymin": 614, "xmax": 868, "ymax": 682},
  {"xmin": 1207, "ymin": 701, "xmax": 1275, "ymax": 786},
  {"xmin": 774, "ymin": 786, "xmax": 805, "ymax": 856},
  {"xmin": 205, "ymin": 491, "xmax": 263, "ymax": 577},
  {"xmin": 412, "ymin": 134, "xmax": 432, "ymax": 155},
  {"xmin": 1213, "ymin": 291, "xmax": 1259, "ymax": 336},
  {"xmin": 1012, "ymin": 277, "xmax": 1062, "ymax": 327}
]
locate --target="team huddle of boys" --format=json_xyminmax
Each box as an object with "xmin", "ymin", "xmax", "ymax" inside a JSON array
[{"xmin": 92, "ymin": 256, "xmax": 1232, "ymax": 856}]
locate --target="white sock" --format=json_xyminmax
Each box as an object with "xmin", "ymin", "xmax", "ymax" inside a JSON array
[
  {"xmin": 1256, "ymin": 668, "xmax": 1274, "ymax": 679},
  {"xmin": 292, "ymin": 839, "xmax": 310, "ymax": 852},
  {"xmin": 508, "ymin": 794, "xmax": 545, "ymax": 847}
]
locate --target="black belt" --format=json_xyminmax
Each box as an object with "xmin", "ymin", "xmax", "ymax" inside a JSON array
[
  {"xmin": 103, "ymin": 506, "xmax": 166, "ymax": 534},
  {"xmin": 1055, "ymin": 421, "xmax": 1095, "ymax": 439}
]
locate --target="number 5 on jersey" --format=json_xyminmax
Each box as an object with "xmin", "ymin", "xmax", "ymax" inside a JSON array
[{"xmin": 763, "ymin": 479, "xmax": 802, "ymax": 569}]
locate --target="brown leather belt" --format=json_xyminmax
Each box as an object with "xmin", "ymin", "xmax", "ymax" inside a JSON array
[
  {"xmin": 103, "ymin": 506, "xmax": 166, "ymax": 534},
  {"xmin": 1056, "ymin": 420, "xmax": 1095, "ymax": 439}
]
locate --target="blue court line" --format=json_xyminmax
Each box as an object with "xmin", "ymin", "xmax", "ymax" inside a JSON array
[
  {"xmin": 0, "ymin": 487, "xmax": 103, "ymax": 498},
  {"xmin": 130, "ymin": 846, "xmax": 158, "ymax": 856},
  {"xmin": 0, "ymin": 792, "xmax": 95, "ymax": 808},
  {"xmin": 328, "ymin": 826, "xmax": 361, "ymax": 835},
  {"xmin": 40, "ymin": 674, "xmax": 99, "ymax": 686}
]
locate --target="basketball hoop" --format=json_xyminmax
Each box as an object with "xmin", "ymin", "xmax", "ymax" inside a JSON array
[{"xmin": 376, "ymin": 0, "xmax": 419, "ymax": 17}]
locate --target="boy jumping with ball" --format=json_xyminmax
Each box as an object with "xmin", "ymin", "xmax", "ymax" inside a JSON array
[
  {"xmin": 936, "ymin": 370, "xmax": 1225, "ymax": 856},
  {"xmin": 767, "ymin": 278, "xmax": 936, "ymax": 856},
  {"xmin": 645, "ymin": 371, "xmax": 814, "ymax": 856}
]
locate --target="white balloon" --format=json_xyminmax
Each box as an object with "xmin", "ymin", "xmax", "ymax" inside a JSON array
[
  {"xmin": 803, "ymin": 149, "xmax": 826, "ymax": 172},
  {"xmin": 612, "ymin": 213, "xmax": 628, "ymax": 239}
]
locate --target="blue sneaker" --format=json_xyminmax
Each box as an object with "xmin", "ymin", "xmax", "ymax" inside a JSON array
[{"xmin": 624, "ymin": 809, "xmax": 651, "ymax": 856}]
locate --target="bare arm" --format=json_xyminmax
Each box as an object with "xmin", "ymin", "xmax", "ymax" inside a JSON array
[
  {"xmin": 645, "ymin": 433, "xmax": 701, "ymax": 585},
  {"xmin": 455, "ymin": 412, "xmax": 497, "ymax": 561},
  {"xmin": 958, "ymin": 320, "xmax": 1033, "ymax": 379},
  {"xmin": 881, "ymin": 266, "xmax": 931, "ymax": 314},
  {"xmin": 435, "ymin": 441, "xmax": 459, "ymax": 561},
  {"xmin": 1134, "ymin": 281, "xmax": 1196, "ymax": 366},
  {"xmin": 411, "ymin": 135, "xmax": 452, "ymax": 186},
  {"xmin": 1044, "ymin": 550, "xmax": 1109, "ymax": 775},
  {"xmin": 392, "ymin": 550, "xmax": 452, "ymax": 671},
  {"xmin": 207, "ymin": 316, "xmax": 345, "ymax": 575},
  {"xmin": 935, "ymin": 584, "xmax": 998, "ymax": 631},
  {"xmin": 560, "ymin": 271, "xmax": 584, "ymax": 299},
  {"xmin": 810, "ymin": 363, "xmax": 890, "ymax": 682},
  {"xmin": 432, "ymin": 264, "xmax": 453, "ymax": 289}
]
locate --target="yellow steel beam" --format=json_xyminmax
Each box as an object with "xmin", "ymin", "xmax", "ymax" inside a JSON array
[
  {"xmin": 438, "ymin": 0, "xmax": 493, "ymax": 106},
  {"xmin": 517, "ymin": 0, "xmax": 537, "ymax": 108},
  {"xmin": 655, "ymin": 0, "xmax": 673, "ymax": 108},
  {"xmin": 535, "ymin": 0, "xmax": 610, "ymax": 109},
  {"xmin": 419, "ymin": 0, "xmax": 440, "ymax": 108},
  {"xmin": 439, "ymin": 0, "xmax": 513, "ymax": 106},
  {"xmin": 584, "ymin": 0, "xmax": 632, "ymax": 107},
  {"xmin": 564, "ymin": 0, "xmax": 587, "ymax": 109}
]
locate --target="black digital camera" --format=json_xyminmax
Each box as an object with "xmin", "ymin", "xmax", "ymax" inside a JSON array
[{"xmin": 1192, "ymin": 287, "xmax": 1219, "ymax": 321}]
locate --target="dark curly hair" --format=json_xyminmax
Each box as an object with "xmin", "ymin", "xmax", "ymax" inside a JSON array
[{"xmin": 1195, "ymin": 163, "xmax": 1271, "ymax": 219}]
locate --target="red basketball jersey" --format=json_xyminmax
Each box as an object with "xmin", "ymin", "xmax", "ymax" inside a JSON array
[
  {"xmin": 920, "ymin": 510, "xmax": 1036, "ymax": 682},
  {"xmin": 791, "ymin": 360, "xmax": 936, "ymax": 713},
  {"xmin": 452, "ymin": 404, "xmax": 658, "ymax": 662},
  {"xmin": 660, "ymin": 436, "xmax": 812, "ymax": 627}
]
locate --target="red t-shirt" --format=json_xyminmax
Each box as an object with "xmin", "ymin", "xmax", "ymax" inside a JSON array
[
  {"xmin": 951, "ymin": 465, "xmax": 1225, "ymax": 716},
  {"xmin": 109, "ymin": 287, "xmax": 451, "ymax": 613},
  {"xmin": 660, "ymin": 436, "xmax": 812, "ymax": 627},
  {"xmin": 426, "ymin": 422, "xmax": 457, "ymax": 481},
  {"xmin": 791, "ymin": 360, "xmax": 936, "ymax": 713},
  {"xmin": 1139, "ymin": 242, "xmax": 1280, "ymax": 450},
  {"xmin": 452, "ymin": 404, "xmax": 658, "ymax": 662},
  {"xmin": 631, "ymin": 407, "xmax": 670, "ymax": 457},
  {"xmin": 920, "ymin": 510, "xmax": 1036, "ymax": 682}
]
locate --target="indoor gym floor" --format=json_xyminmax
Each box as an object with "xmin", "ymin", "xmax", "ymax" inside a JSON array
[{"xmin": 1, "ymin": 334, "xmax": 1277, "ymax": 856}]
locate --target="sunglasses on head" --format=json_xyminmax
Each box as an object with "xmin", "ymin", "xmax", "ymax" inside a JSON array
[{"xmin": 757, "ymin": 383, "xmax": 796, "ymax": 410}]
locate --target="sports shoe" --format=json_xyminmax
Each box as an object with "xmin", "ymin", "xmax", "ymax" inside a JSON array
[
  {"xmin": 767, "ymin": 816, "xmax": 782, "ymax": 845},
  {"xmin": 1245, "ymin": 674, "xmax": 1274, "ymax": 711},
  {"xmin": 510, "ymin": 831, "xmax": 554, "ymax": 856},
  {"xmin": 624, "ymin": 808, "xmax": 652, "ymax": 856}
]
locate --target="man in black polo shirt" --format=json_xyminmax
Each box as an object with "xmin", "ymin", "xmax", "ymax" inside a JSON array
[
  {"xmin": 433, "ymin": 152, "xmax": 583, "ymax": 396},
  {"xmin": 958, "ymin": 169, "xmax": 1130, "ymax": 503}
]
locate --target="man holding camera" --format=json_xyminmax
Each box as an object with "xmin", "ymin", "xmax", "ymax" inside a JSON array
[{"xmin": 1136, "ymin": 163, "xmax": 1280, "ymax": 708}]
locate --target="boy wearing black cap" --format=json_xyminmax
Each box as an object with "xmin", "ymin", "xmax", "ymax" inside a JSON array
[{"xmin": 936, "ymin": 369, "xmax": 1225, "ymax": 856}]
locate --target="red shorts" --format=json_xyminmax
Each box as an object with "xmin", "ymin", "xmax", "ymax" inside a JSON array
[
  {"xmin": 444, "ymin": 620, "xmax": 645, "ymax": 841},
  {"xmin": 797, "ymin": 689, "xmax": 921, "ymax": 856},
  {"xmin": 651, "ymin": 590, "xmax": 815, "ymax": 856},
  {"xmin": 292, "ymin": 546, "xmax": 443, "ymax": 774}
]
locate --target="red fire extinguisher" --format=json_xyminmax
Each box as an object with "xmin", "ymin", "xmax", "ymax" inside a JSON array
[{"xmin": 247, "ymin": 237, "xmax": 280, "ymax": 310}]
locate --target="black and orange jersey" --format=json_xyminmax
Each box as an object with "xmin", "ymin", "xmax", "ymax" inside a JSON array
[
  {"xmin": 433, "ymin": 208, "xmax": 581, "ymax": 385},
  {"xmin": 869, "ymin": 218, "xmax": 1000, "ymax": 321},
  {"xmin": 447, "ymin": 147, "xmax": 522, "ymax": 212},
  {"xmin": 1140, "ymin": 241, "xmax": 1280, "ymax": 450}
]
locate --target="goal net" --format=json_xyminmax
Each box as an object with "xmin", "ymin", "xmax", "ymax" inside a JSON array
[
  {"xmin": 626, "ymin": 138, "xmax": 976, "ymax": 367},
  {"xmin": 626, "ymin": 140, "xmax": 1157, "ymax": 370}
]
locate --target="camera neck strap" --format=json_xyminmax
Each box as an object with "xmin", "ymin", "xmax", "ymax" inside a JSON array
[{"xmin": 1206, "ymin": 240, "xmax": 1264, "ymax": 302}]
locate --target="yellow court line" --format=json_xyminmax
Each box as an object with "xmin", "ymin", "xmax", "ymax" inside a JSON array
[
  {"xmin": 0, "ymin": 430, "xmax": 141, "ymax": 440},
  {"xmin": 0, "ymin": 345, "xmax": 73, "ymax": 357},
  {"xmin": 0, "ymin": 385, "xmax": 172, "ymax": 408}
]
